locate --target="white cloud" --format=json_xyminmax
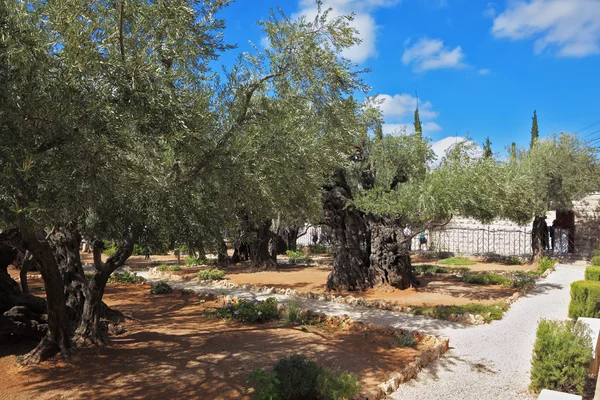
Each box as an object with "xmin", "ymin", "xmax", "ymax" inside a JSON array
[
  {"xmin": 378, "ymin": 94, "xmax": 439, "ymax": 120},
  {"xmin": 294, "ymin": 0, "xmax": 401, "ymax": 63},
  {"xmin": 492, "ymin": 0, "xmax": 600, "ymax": 57},
  {"xmin": 483, "ymin": 2, "xmax": 497, "ymax": 18},
  {"xmin": 402, "ymin": 37, "xmax": 467, "ymax": 72},
  {"xmin": 375, "ymin": 93, "xmax": 442, "ymax": 136},
  {"xmin": 431, "ymin": 137, "xmax": 482, "ymax": 161},
  {"xmin": 478, "ymin": 68, "xmax": 491, "ymax": 75}
]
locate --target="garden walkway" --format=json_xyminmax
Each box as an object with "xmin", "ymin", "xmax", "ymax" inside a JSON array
[{"xmin": 137, "ymin": 261, "xmax": 586, "ymax": 400}]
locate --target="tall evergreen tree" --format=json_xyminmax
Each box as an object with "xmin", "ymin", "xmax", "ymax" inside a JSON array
[
  {"xmin": 413, "ymin": 106, "xmax": 422, "ymax": 138},
  {"xmin": 530, "ymin": 110, "xmax": 539, "ymax": 148},
  {"xmin": 483, "ymin": 137, "xmax": 493, "ymax": 159},
  {"xmin": 510, "ymin": 142, "xmax": 517, "ymax": 162}
]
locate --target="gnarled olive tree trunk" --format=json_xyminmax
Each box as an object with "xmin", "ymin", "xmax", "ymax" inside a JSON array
[
  {"xmin": 323, "ymin": 169, "xmax": 371, "ymax": 291},
  {"xmin": 367, "ymin": 216, "xmax": 416, "ymax": 289},
  {"xmin": 531, "ymin": 216, "xmax": 547, "ymax": 260}
]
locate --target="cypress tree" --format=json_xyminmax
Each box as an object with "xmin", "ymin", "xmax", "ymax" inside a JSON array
[
  {"xmin": 530, "ymin": 110, "xmax": 539, "ymax": 148},
  {"xmin": 483, "ymin": 137, "xmax": 493, "ymax": 159},
  {"xmin": 414, "ymin": 106, "xmax": 422, "ymax": 138}
]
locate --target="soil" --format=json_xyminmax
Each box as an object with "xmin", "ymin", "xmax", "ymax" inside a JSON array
[{"xmin": 0, "ymin": 272, "xmax": 429, "ymax": 400}]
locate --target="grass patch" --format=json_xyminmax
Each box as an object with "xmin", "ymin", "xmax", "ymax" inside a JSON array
[
  {"xmin": 538, "ymin": 256, "xmax": 558, "ymax": 274},
  {"xmin": 198, "ymin": 268, "xmax": 225, "ymax": 280},
  {"xmin": 462, "ymin": 273, "xmax": 509, "ymax": 286},
  {"xmin": 437, "ymin": 257, "xmax": 476, "ymax": 266},
  {"xmin": 411, "ymin": 302, "xmax": 509, "ymax": 323},
  {"xmin": 413, "ymin": 264, "xmax": 470, "ymax": 274},
  {"xmin": 216, "ymin": 297, "xmax": 279, "ymax": 323},
  {"xmin": 157, "ymin": 264, "xmax": 181, "ymax": 272},
  {"xmin": 186, "ymin": 256, "xmax": 206, "ymax": 266},
  {"xmin": 504, "ymin": 256, "xmax": 522, "ymax": 265},
  {"xmin": 107, "ymin": 272, "xmax": 146, "ymax": 285}
]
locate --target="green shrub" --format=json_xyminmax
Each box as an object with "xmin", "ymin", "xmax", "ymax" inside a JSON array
[
  {"xmin": 157, "ymin": 264, "xmax": 181, "ymax": 272},
  {"xmin": 593, "ymin": 250, "xmax": 600, "ymax": 258},
  {"xmin": 538, "ymin": 257, "xmax": 558, "ymax": 273},
  {"xmin": 285, "ymin": 299, "xmax": 301, "ymax": 324},
  {"xmin": 150, "ymin": 281, "xmax": 173, "ymax": 294},
  {"xmin": 413, "ymin": 264, "xmax": 448, "ymax": 274},
  {"xmin": 437, "ymin": 257, "xmax": 476, "ymax": 266},
  {"xmin": 592, "ymin": 256, "xmax": 600, "ymax": 267},
  {"xmin": 307, "ymin": 244, "xmax": 327, "ymax": 254},
  {"xmin": 530, "ymin": 319, "xmax": 592, "ymax": 395},
  {"xmin": 104, "ymin": 246, "xmax": 117, "ymax": 257},
  {"xmin": 198, "ymin": 268, "xmax": 225, "ymax": 280},
  {"xmin": 216, "ymin": 297, "xmax": 279, "ymax": 323},
  {"xmin": 246, "ymin": 355, "xmax": 360, "ymax": 400},
  {"xmin": 286, "ymin": 250, "xmax": 313, "ymax": 264},
  {"xmin": 504, "ymin": 256, "xmax": 522, "ymax": 265},
  {"xmin": 393, "ymin": 333, "xmax": 415, "ymax": 347},
  {"xmin": 186, "ymin": 255, "xmax": 206, "ymax": 266},
  {"xmin": 569, "ymin": 280, "xmax": 600, "ymax": 319},
  {"xmin": 411, "ymin": 303, "xmax": 509, "ymax": 323},
  {"xmin": 585, "ymin": 266, "xmax": 600, "ymax": 281},
  {"xmin": 107, "ymin": 272, "xmax": 146, "ymax": 285},
  {"xmin": 462, "ymin": 273, "xmax": 509, "ymax": 286}
]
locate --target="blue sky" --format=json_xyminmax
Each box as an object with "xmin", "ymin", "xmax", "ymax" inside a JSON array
[{"xmin": 214, "ymin": 0, "xmax": 600, "ymax": 158}]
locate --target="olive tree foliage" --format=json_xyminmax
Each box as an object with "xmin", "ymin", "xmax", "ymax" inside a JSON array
[{"xmin": 0, "ymin": 0, "xmax": 232, "ymax": 363}]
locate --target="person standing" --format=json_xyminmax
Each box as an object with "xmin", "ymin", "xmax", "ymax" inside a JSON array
[{"xmin": 403, "ymin": 225, "xmax": 412, "ymax": 251}]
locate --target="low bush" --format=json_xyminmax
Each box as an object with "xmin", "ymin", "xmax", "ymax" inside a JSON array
[
  {"xmin": 245, "ymin": 354, "xmax": 360, "ymax": 400},
  {"xmin": 462, "ymin": 273, "xmax": 509, "ymax": 286},
  {"xmin": 186, "ymin": 256, "xmax": 206, "ymax": 266},
  {"xmin": 585, "ymin": 266, "xmax": 600, "ymax": 281},
  {"xmin": 284, "ymin": 299, "xmax": 303, "ymax": 324},
  {"xmin": 307, "ymin": 244, "xmax": 327, "ymax": 254},
  {"xmin": 393, "ymin": 333, "xmax": 415, "ymax": 347},
  {"xmin": 411, "ymin": 303, "xmax": 509, "ymax": 323},
  {"xmin": 593, "ymin": 250, "xmax": 600, "ymax": 258},
  {"xmin": 198, "ymin": 268, "xmax": 225, "ymax": 280},
  {"xmin": 413, "ymin": 264, "xmax": 448, "ymax": 274},
  {"xmin": 286, "ymin": 250, "xmax": 313, "ymax": 264},
  {"xmin": 504, "ymin": 256, "xmax": 522, "ymax": 265},
  {"xmin": 592, "ymin": 256, "xmax": 600, "ymax": 267},
  {"xmin": 107, "ymin": 272, "xmax": 146, "ymax": 285},
  {"xmin": 150, "ymin": 281, "xmax": 173, "ymax": 294},
  {"xmin": 530, "ymin": 319, "xmax": 592, "ymax": 395},
  {"xmin": 216, "ymin": 297, "xmax": 279, "ymax": 323},
  {"xmin": 437, "ymin": 257, "xmax": 476, "ymax": 266},
  {"xmin": 569, "ymin": 280, "xmax": 600, "ymax": 319},
  {"xmin": 104, "ymin": 246, "xmax": 117, "ymax": 257},
  {"xmin": 157, "ymin": 265, "xmax": 181, "ymax": 272},
  {"xmin": 538, "ymin": 257, "xmax": 558, "ymax": 274}
]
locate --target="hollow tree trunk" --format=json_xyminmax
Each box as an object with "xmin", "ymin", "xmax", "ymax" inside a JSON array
[
  {"xmin": 249, "ymin": 221, "xmax": 277, "ymax": 269},
  {"xmin": 367, "ymin": 216, "xmax": 417, "ymax": 289},
  {"xmin": 531, "ymin": 216, "xmax": 546, "ymax": 260},
  {"xmin": 323, "ymin": 169, "xmax": 371, "ymax": 291},
  {"xmin": 19, "ymin": 228, "xmax": 71, "ymax": 365}
]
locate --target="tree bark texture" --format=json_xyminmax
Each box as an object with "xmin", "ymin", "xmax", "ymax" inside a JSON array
[
  {"xmin": 531, "ymin": 216, "xmax": 547, "ymax": 260},
  {"xmin": 323, "ymin": 169, "xmax": 371, "ymax": 291}
]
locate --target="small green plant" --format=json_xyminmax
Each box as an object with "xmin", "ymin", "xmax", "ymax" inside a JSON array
[
  {"xmin": 186, "ymin": 255, "xmax": 206, "ymax": 266},
  {"xmin": 569, "ymin": 280, "xmax": 600, "ymax": 319},
  {"xmin": 411, "ymin": 303, "xmax": 509, "ymax": 323},
  {"xmin": 286, "ymin": 250, "xmax": 313, "ymax": 264},
  {"xmin": 593, "ymin": 250, "xmax": 600, "ymax": 258},
  {"xmin": 393, "ymin": 333, "xmax": 415, "ymax": 347},
  {"xmin": 107, "ymin": 272, "xmax": 147, "ymax": 285},
  {"xmin": 198, "ymin": 268, "xmax": 225, "ymax": 280},
  {"xmin": 538, "ymin": 257, "xmax": 558, "ymax": 273},
  {"xmin": 437, "ymin": 257, "xmax": 476, "ymax": 266},
  {"xmin": 307, "ymin": 244, "xmax": 327, "ymax": 254},
  {"xmin": 504, "ymin": 256, "xmax": 522, "ymax": 265},
  {"xmin": 157, "ymin": 264, "xmax": 181, "ymax": 272},
  {"xmin": 462, "ymin": 273, "xmax": 509, "ymax": 286},
  {"xmin": 245, "ymin": 355, "xmax": 360, "ymax": 400},
  {"xmin": 284, "ymin": 299, "xmax": 302, "ymax": 325},
  {"xmin": 585, "ymin": 266, "xmax": 600, "ymax": 281},
  {"xmin": 413, "ymin": 264, "xmax": 448, "ymax": 274},
  {"xmin": 530, "ymin": 319, "xmax": 592, "ymax": 395},
  {"xmin": 104, "ymin": 246, "xmax": 117, "ymax": 257},
  {"xmin": 150, "ymin": 281, "xmax": 173, "ymax": 294},
  {"xmin": 591, "ymin": 256, "xmax": 600, "ymax": 267},
  {"xmin": 216, "ymin": 297, "xmax": 279, "ymax": 323}
]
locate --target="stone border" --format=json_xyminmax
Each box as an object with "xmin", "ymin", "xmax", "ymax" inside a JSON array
[
  {"xmin": 192, "ymin": 290, "xmax": 449, "ymax": 400},
  {"xmin": 148, "ymin": 266, "xmax": 555, "ymax": 325}
]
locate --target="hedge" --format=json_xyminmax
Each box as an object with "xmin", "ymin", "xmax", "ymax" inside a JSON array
[
  {"xmin": 569, "ymin": 280, "xmax": 600, "ymax": 319},
  {"xmin": 592, "ymin": 256, "xmax": 600, "ymax": 266},
  {"xmin": 585, "ymin": 266, "xmax": 600, "ymax": 281}
]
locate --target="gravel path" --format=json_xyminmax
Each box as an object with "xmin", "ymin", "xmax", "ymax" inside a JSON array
[{"xmin": 137, "ymin": 261, "xmax": 585, "ymax": 399}]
